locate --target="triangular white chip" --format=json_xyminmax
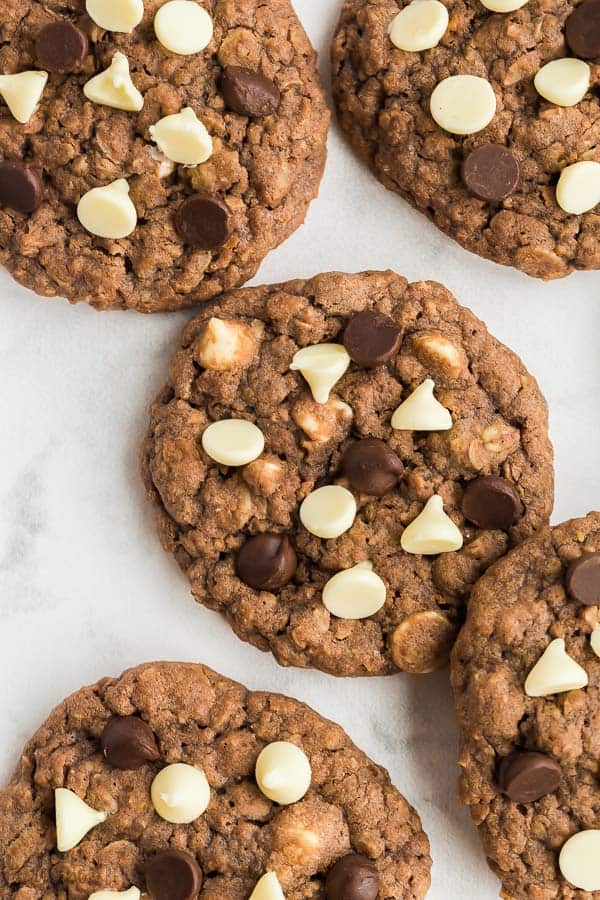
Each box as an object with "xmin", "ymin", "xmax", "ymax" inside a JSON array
[
  {"xmin": 290, "ymin": 344, "xmax": 351, "ymax": 404},
  {"xmin": 0, "ymin": 71, "xmax": 48, "ymax": 124},
  {"xmin": 391, "ymin": 378, "xmax": 452, "ymax": 431},
  {"xmin": 591, "ymin": 626, "xmax": 600, "ymax": 658},
  {"xmin": 55, "ymin": 788, "xmax": 107, "ymax": 852},
  {"xmin": 249, "ymin": 872, "xmax": 285, "ymax": 900},
  {"xmin": 400, "ymin": 494, "xmax": 463, "ymax": 555},
  {"xmin": 84, "ymin": 52, "xmax": 143, "ymax": 112},
  {"xmin": 524, "ymin": 638, "xmax": 588, "ymax": 697}
]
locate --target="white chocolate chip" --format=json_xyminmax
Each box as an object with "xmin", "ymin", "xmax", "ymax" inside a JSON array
[
  {"xmin": 322, "ymin": 561, "xmax": 386, "ymax": 620},
  {"xmin": 0, "ymin": 71, "xmax": 48, "ymax": 124},
  {"xmin": 400, "ymin": 494, "xmax": 463, "ymax": 555},
  {"xmin": 77, "ymin": 179, "xmax": 138, "ymax": 239},
  {"xmin": 290, "ymin": 344, "xmax": 351, "ymax": 404},
  {"xmin": 150, "ymin": 763, "xmax": 210, "ymax": 824},
  {"xmin": 255, "ymin": 741, "xmax": 311, "ymax": 805},
  {"xmin": 89, "ymin": 889, "xmax": 141, "ymax": 900},
  {"xmin": 480, "ymin": 0, "xmax": 527, "ymax": 10},
  {"xmin": 149, "ymin": 107, "xmax": 213, "ymax": 166},
  {"xmin": 534, "ymin": 58, "xmax": 590, "ymax": 107},
  {"xmin": 559, "ymin": 830, "xmax": 600, "ymax": 891},
  {"xmin": 299, "ymin": 485, "xmax": 357, "ymax": 539},
  {"xmin": 430, "ymin": 74, "xmax": 496, "ymax": 135},
  {"xmin": 148, "ymin": 146, "xmax": 176, "ymax": 178},
  {"xmin": 194, "ymin": 317, "xmax": 258, "ymax": 370},
  {"xmin": 524, "ymin": 638, "xmax": 588, "ymax": 696},
  {"xmin": 84, "ymin": 52, "xmax": 144, "ymax": 112},
  {"xmin": 556, "ymin": 160, "xmax": 600, "ymax": 215},
  {"xmin": 389, "ymin": 0, "xmax": 449, "ymax": 52},
  {"xmin": 86, "ymin": 0, "xmax": 144, "ymax": 32},
  {"xmin": 391, "ymin": 379, "xmax": 452, "ymax": 431},
  {"xmin": 249, "ymin": 872, "xmax": 285, "ymax": 900},
  {"xmin": 55, "ymin": 788, "xmax": 107, "ymax": 852},
  {"xmin": 591, "ymin": 626, "xmax": 600, "ymax": 657},
  {"xmin": 154, "ymin": 0, "xmax": 214, "ymax": 55},
  {"xmin": 201, "ymin": 418, "xmax": 264, "ymax": 466}
]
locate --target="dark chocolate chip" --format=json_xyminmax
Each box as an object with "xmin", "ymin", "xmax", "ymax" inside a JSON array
[
  {"xmin": 341, "ymin": 438, "xmax": 403, "ymax": 496},
  {"xmin": 325, "ymin": 853, "xmax": 379, "ymax": 900},
  {"xmin": 235, "ymin": 533, "xmax": 297, "ymax": 590},
  {"xmin": 100, "ymin": 715, "xmax": 160, "ymax": 770},
  {"xmin": 342, "ymin": 311, "xmax": 402, "ymax": 368},
  {"xmin": 497, "ymin": 751, "xmax": 562, "ymax": 803},
  {"xmin": 461, "ymin": 144, "xmax": 520, "ymax": 202},
  {"xmin": 461, "ymin": 475, "xmax": 523, "ymax": 530},
  {"xmin": 0, "ymin": 162, "xmax": 43, "ymax": 213},
  {"xmin": 174, "ymin": 194, "xmax": 232, "ymax": 250},
  {"xmin": 222, "ymin": 66, "xmax": 281, "ymax": 117},
  {"xmin": 146, "ymin": 849, "xmax": 203, "ymax": 900},
  {"xmin": 36, "ymin": 21, "xmax": 88, "ymax": 74},
  {"xmin": 566, "ymin": 0, "xmax": 600, "ymax": 59},
  {"xmin": 565, "ymin": 552, "xmax": 600, "ymax": 606}
]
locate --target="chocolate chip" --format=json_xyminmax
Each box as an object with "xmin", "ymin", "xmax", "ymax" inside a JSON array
[
  {"xmin": 0, "ymin": 162, "xmax": 43, "ymax": 213},
  {"xmin": 235, "ymin": 533, "xmax": 297, "ymax": 590},
  {"xmin": 36, "ymin": 21, "xmax": 88, "ymax": 73},
  {"xmin": 497, "ymin": 751, "xmax": 562, "ymax": 803},
  {"xmin": 342, "ymin": 311, "xmax": 402, "ymax": 368},
  {"xmin": 341, "ymin": 438, "xmax": 403, "ymax": 496},
  {"xmin": 565, "ymin": 552, "xmax": 600, "ymax": 606},
  {"xmin": 461, "ymin": 475, "xmax": 523, "ymax": 530},
  {"xmin": 325, "ymin": 853, "xmax": 379, "ymax": 900},
  {"xmin": 146, "ymin": 849, "xmax": 203, "ymax": 900},
  {"xmin": 461, "ymin": 144, "xmax": 520, "ymax": 202},
  {"xmin": 566, "ymin": 0, "xmax": 600, "ymax": 58},
  {"xmin": 100, "ymin": 715, "xmax": 160, "ymax": 770},
  {"xmin": 174, "ymin": 194, "xmax": 232, "ymax": 250},
  {"xmin": 222, "ymin": 66, "xmax": 281, "ymax": 117}
]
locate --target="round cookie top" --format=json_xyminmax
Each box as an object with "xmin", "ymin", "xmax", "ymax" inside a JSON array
[
  {"xmin": 331, "ymin": 0, "xmax": 600, "ymax": 280},
  {"xmin": 141, "ymin": 270, "xmax": 554, "ymax": 677},
  {"xmin": 0, "ymin": 661, "xmax": 431, "ymax": 898},
  {"xmin": 0, "ymin": 0, "xmax": 328, "ymax": 312},
  {"xmin": 452, "ymin": 512, "xmax": 600, "ymax": 898}
]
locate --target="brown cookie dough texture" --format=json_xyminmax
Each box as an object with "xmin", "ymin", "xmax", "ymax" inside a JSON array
[
  {"xmin": 0, "ymin": 661, "xmax": 432, "ymax": 898},
  {"xmin": 0, "ymin": 0, "xmax": 328, "ymax": 312},
  {"xmin": 451, "ymin": 512, "xmax": 600, "ymax": 899},
  {"xmin": 141, "ymin": 270, "xmax": 554, "ymax": 677},
  {"xmin": 331, "ymin": 0, "xmax": 600, "ymax": 280}
]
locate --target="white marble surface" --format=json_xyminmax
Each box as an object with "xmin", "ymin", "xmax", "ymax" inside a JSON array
[{"xmin": 1, "ymin": 1, "xmax": 600, "ymax": 897}]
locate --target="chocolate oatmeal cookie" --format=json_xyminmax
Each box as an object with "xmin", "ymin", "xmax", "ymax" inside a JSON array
[
  {"xmin": 331, "ymin": 0, "xmax": 600, "ymax": 279},
  {"xmin": 0, "ymin": 0, "xmax": 328, "ymax": 312},
  {"xmin": 0, "ymin": 661, "xmax": 432, "ymax": 898},
  {"xmin": 452, "ymin": 512, "xmax": 600, "ymax": 898},
  {"xmin": 141, "ymin": 270, "xmax": 554, "ymax": 677}
]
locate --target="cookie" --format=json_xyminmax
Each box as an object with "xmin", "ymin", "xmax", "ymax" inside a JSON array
[
  {"xmin": 0, "ymin": 661, "xmax": 432, "ymax": 898},
  {"xmin": 141, "ymin": 270, "xmax": 554, "ymax": 677},
  {"xmin": 331, "ymin": 0, "xmax": 600, "ymax": 280},
  {"xmin": 0, "ymin": 1, "xmax": 328, "ymax": 312},
  {"xmin": 451, "ymin": 512, "xmax": 600, "ymax": 898}
]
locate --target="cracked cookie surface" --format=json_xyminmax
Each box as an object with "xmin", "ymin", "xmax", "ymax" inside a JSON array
[
  {"xmin": 0, "ymin": 0, "xmax": 329, "ymax": 312},
  {"xmin": 331, "ymin": 0, "xmax": 600, "ymax": 279},
  {"xmin": 0, "ymin": 660, "xmax": 431, "ymax": 898},
  {"xmin": 451, "ymin": 512, "xmax": 600, "ymax": 899},
  {"xmin": 141, "ymin": 270, "xmax": 554, "ymax": 677}
]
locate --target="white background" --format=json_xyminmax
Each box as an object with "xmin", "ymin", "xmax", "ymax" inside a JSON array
[{"xmin": 1, "ymin": 2, "xmax": 600, "ymax": 897}]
